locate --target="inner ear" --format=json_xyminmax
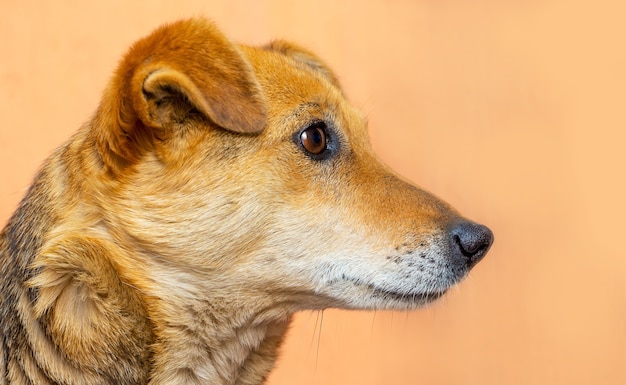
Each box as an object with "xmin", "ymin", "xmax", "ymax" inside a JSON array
[{"xmin": 137, "ymin": 67, "xmax": 213, "ymax": 130}]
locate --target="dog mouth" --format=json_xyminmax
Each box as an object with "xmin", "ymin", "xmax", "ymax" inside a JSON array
[
  {"xmin": 367, "ymin": 284, "xmax": 447, "ymax": 303},
  {"xmin": 342, "ymin": 277, "xmax": 447, "ymax": 306}
]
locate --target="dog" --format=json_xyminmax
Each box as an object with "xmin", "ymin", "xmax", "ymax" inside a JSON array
[{"xmin": 0, "ymin": 17, "xmax": 493, "ymax": 385}]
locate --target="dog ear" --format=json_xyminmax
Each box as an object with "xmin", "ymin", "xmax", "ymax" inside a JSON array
[
  {"xmin": 264, "ymin": 40, "xmax": 342, "ymax": 89},
  {"xmin": 95, "ymin": 18, "xmax": 267, "ymax": 170}
]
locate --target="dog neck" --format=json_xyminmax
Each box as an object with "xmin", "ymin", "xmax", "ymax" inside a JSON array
[
  {"xmin": 24, "ymin": 134, "xmax": 295, "ymax": 385},
  {"xmin": 30, "ymin": 225, "xmax": 292, "ymax": 385},
  {"xmin": 135, "ymin": 264, "xmax": 294, "ymax": 385}
]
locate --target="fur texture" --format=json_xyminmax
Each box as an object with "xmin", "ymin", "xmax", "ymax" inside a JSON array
[{"xmin": 0, "ymin": 18, "xmax": 492, "ymax": 385}]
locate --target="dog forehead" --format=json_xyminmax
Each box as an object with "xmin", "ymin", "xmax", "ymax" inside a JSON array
[
  {"xmin": 238, "ymin": 44, "xmax": 366, "ymax": 137},
  {"xmin": 238, "ymin": 45, "xmax": 337, "ymax": 108}
]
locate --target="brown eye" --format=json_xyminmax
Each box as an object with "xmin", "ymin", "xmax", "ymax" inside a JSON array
[{"xmin": 300, "ymin": 125, "xmax": 327, "ymax": 155}]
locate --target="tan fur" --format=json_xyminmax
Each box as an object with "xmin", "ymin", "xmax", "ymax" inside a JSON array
[{"xmin": 0, "ymin": 18, "xmax": 492, "ymax": 385}]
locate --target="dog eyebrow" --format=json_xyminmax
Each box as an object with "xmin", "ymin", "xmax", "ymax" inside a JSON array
[
  {"xmin": 294, "ymin": 102, "xmax": 322, "ymax": 115},
  {"xmin": 283, "ymin": 102, "xmax": 325, "ymax": 124},
  {"xmin": 299, "ymin": 101, "xmax": 321, "ymax": 109}
]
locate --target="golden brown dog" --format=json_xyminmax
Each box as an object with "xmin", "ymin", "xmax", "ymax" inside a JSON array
[{"xmin": 0, "ymin": 18, "xmax": 493, "ymax": 385}]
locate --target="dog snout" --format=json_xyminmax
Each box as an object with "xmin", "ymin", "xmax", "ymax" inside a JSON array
[{"xmin": 448, "ymin": 221, "xmax": 493, "ymax": 269}]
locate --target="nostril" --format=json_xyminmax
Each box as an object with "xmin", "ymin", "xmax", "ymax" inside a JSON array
[
  {"xmin": 453, "ymin": 232, "xmax": 489, "ymax": 257},
  {"xmin": 450, "ymin": 221, "xmax": 494, "ymax": 268}
]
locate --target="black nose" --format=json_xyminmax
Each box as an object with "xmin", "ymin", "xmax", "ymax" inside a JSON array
[{"xmin": 449, "ymin": 221, "xmax": 493, "ymax": 269}]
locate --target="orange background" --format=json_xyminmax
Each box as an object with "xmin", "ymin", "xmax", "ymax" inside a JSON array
[{"xmin": 1, "ymin": 1, "xmax": 624, "ymax": 384}]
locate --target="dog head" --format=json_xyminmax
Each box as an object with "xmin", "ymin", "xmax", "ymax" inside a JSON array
[{"xmin": 91, "ymin": 18, "xmax": 492, "ymax": 313}]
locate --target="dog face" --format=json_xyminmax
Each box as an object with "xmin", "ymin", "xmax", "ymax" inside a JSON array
[{"xmin": 89, "ymin": 19, "xmax": 492, "ymax": 315}]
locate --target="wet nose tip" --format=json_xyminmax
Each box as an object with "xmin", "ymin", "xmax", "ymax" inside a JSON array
[{"xmin": 449, "ymin": 221, "xmax": 494, "ymax": 268}]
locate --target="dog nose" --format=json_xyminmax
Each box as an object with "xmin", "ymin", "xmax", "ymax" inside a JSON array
[{"xmin": 449, "ymin": 221, "xmax": 493, "ymax": 268}]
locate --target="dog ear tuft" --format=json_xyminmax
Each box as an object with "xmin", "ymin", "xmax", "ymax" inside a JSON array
[{"xmin": 94, "ymin": 18, "xmax": 267, "ymax": 171}]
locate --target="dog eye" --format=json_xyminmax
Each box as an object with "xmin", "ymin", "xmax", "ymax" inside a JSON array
[{"xmin": 300, "ymin": 124, "xmax": 327, "ymax": 155}]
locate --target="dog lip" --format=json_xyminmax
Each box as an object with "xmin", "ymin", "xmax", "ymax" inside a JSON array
[
  {"xmin": 343, "ymin": 277, "xmax": 447, "ymax": 304},
  {"xmin": 368, "ymin": 285, "xmax": 447, "ymax": 303}
]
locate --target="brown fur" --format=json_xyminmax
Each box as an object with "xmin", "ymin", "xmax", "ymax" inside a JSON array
[{"xmin": 0, "ymin": 18, "xmax": 492, "ymax": 385}]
